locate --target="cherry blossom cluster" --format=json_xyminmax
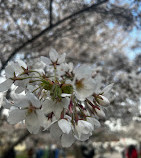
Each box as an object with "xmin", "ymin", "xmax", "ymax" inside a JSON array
[{"xmin": 0, "ymin": 49, "xmax": 113, "ymax": 147}]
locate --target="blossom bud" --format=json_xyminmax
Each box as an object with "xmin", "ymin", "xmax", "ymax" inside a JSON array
[
  {"xmin": 95, "ymin": 108, "xmax": 106, "ymax": 118},
  {"xmin": 97, "ymin": 95, "xmax": 110, "ymax": 107}
]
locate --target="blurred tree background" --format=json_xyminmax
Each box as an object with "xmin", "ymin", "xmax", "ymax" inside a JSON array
[{"xmin": 0, "ymin": 0, "xmax": 141, "ymax": 157}]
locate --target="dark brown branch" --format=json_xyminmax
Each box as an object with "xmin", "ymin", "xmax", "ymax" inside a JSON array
[
  {"xmin": 49, "ymin": 0, "xmax": 53, "ymax": 26},
  {"xmin": 11, "ymin": 130, "xmax": 30, "ymax": 149},
  {"xmin": 14, "ymin": 131, "xmax": 29, "ymax": 148},
  {"xmin": 0, "ymin": 54, "xmax": 5, "ymax": 65},
  {"xmin": 2, "ymin": 130, "xmax": 30, "ymax": 158},
  {"xmin": 0, "ymin": 0, "xmax": 108, "ymax": 73}
]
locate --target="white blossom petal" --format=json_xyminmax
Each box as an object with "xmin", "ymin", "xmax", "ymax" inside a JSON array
[
  {"xmin": 58, "ymin": 53, "xmax": 66, "ymax": 64},
  {"xmin": 87, "ymin": 117, "xmax": 101, "ymax": 128},
  {"xmin": 77, "ymin": 133, "xmax": 92, "ymax": 141},
  {"xmin": 42, "ymin": 99, "xmax": 54, "ymax": 114},
  {"xmin": 36, "ymin": 110, "xmax": 48, "ymax": 129},
  {"xmin": 8, "ymin": 109, "xmax": 26, "ymax": 124},
  {"xmin": 75, "ymin": 120, "xmax": 93, "ymax": 138},
  {"xmin": 54, "ymin": 105, "xmax": 63, "ymax": 119},
  {"xmin": 0, "ymin": 79, "xmax": 13, "ymax": 92},
  {"xmin": 15, "ymin": 87, "xmax": 25, "ymax": 94},
  {"xmin": 102, "ymin": 83, "xmax": 114, "ymax": 95},
  {"xmin": 41, "ymin": 56, "xmax": 51, "ymax": 65},
  {"xmin": 2, "ymin": 98, "xmax": 13, "ymax": 109},
  {"xmin": 61, "ymin": 98, "xmax": 70, "ymax": 109},
  {"xmin": 5, "ymin": 62, "xmax": 15, "ymax": 77},
  {"xmin": 74, "ymin": 64, "xmax": 93, "ymax": 79},
  {"xmin": 16, "ymin": 60, "xmax": 27, "ymax": 69},
  {"xmin": 50, "ymin": 122, "xmax": 62, "ymax": 141},
  {"xmin": 97, "ymin": 95, "xmax": 110, "ymax": 107},
  {"xmin": 43, "ymin": 98, "xmax": 69, "ymax": 119},
  {"xmin": 58, "ymin": 119, "xmax": 71, "ymax": 134},
  {"xmin": 95, "ymin": 107, "xmax": 105, "ymax": 118},
  {"xmin": 25, "ymin": 111, "xmax": 40, "ymax": 134},
  {"xmin": 49, "ymin": 48, "xmax": 58, "ymax": 62},
  {"xmin": 61, "ymin": 93, "xmax": 72, "ymax": 97},
  {"xmin": 14, "ymin": 79, "xmax": 29, "ymax": 88},
  {"xmin": 61, "ymin": 132, "xmax": 75, "ymax": 147},
  {"xmin": 26, "ymin": 93, "xmax": 41, "ymax": 108},
  {"xmin": 14, "ymin": 97, "xmax": 29, "ymax": 108}
]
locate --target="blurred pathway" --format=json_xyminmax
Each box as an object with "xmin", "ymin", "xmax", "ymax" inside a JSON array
[{"xmin": 95, "ymin": 152, "xmax": 122, "ymax": 158}]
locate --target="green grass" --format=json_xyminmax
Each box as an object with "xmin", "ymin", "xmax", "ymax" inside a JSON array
[
  {"xmin": 16, "ymin": 151, "xmax": 27, "ymax": 158},
  {"xmin": 16, "ymin": 155, "xmax": 27, "ymax": 158}
]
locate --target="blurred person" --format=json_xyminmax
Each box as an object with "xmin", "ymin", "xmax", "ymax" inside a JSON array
[
  {"xmin": 36, "ymin": 144, "xmax": 44, "ymax": 158},
  {"xmin": 48, "ymin": 144, "xmax": 60, "ymax": 158},
  {"xmin": 27, "ymin": 147, "xmax": 34, "ymax": 158},
  {"xmin": 126, "ymin": 145, "xmax": 138, "ymax": 158},
  {"xmin": 54, "ymin": 147, "xmax": 60, "ymax": 158},
  {"xmin": 3, "ymin": 147, "xmax": 16, "ymax": 158},
  {"xmin": 139, "ymin": 142, "xmax": 141, "ymax": 158},
  {"xmin": 60, "ymin": 148, "xmax": 66, "ymax": 158},
  {"xmin": 48, "ymin": 144, "xmax": 56, "ymax": 158},
  {"xmin": 107, "ymin": 144, "xmax": 114, "ymax": 153},
  {"xmin": 45, "ymin": 145, "xmax": 49, "ymax": 158},
  {"xmin": 121, "ymin": 149, "xmax": 126, "ymax": 158},
  {"xmin": 81, "ymin": 141, "xmax": 95, "ymax": 158}
]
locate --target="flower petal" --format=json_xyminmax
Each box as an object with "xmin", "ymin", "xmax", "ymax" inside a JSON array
[
  {"xmin": 42, "ymin": 99, "xmax": 54, "ymax": 114},
  {"xmin": 58, "ymin": 119, "xmax": 71, "ymax": 134},
  {"xmin": 62, "ymin": 98, "xmax": 70, "ymax": 109},
  {"xmin": 95, "ymin": 107, "xmax": 105, "ymax": 118},
  {"xmin": 58, "ymin": 53, "xmax": 66, "ymax": 64},
  {"xmin": 25, "ymin": 111, "xmax": 40, "ymax": 134},
  {"xmin": 14, "ymin": 96, "xmax": 29, "ymax": 108},
  {"xmin": 76, "ymin": 120, "xmax": 93, "ymax": 138},
  {"xmin": 8, "ymin": 109, "xmax": 26, "ymax": 124},
  {"xmin": 49, "ymin": 48, "xmax": 58, "ymax": 62},
  {"xmin": 2, "ymin": 98, "xmax": 13, "ymax": 109},
  {"xmin": 36, "ymin": 110, "xmax": 48, "ymax": 129},
  {"xmin": 0, "ymin": 79, "xmax": 13, "ymax": 92},
  {"xmin": 97, "ymin": 95, "xmax": 110, "ymax": 107},
  {"xmin": 16, "ymin": 60, "xmax": 27, "ymax": 69},
  {"xmin": 15, "ymin": 86, "xmax": 25, "ymax": 94},
  {"xmin": 53, "ymin": 105, "xmax": 63, "ymax": 119},
  {"xmin": 87, "ymin": 117, "xmax": 101, "ymax": 128},
  {"xmin": 61, "ymin": 132, "xmax": 75, "ymax": 148},
  {"xmin": 76, "ymin": 133, "xmax": 92, "ymax": 141},
  {"xmin": 26, "ymin": 93, "xmax": 41, "ymax": 108},
  {"xmin": 5, "ymin": 62, "xmax": 15, "ymax": 78},
  {"xmin": 102, "ymin": 83, "xmax": 114, "ymax": 95},
  {"xmin": 41, "ymin": 56, "xmax": 51, "ymax": 65},
  {"xmin": 50, "ymin": 122, "xmax": 62, "ymax": 141}
]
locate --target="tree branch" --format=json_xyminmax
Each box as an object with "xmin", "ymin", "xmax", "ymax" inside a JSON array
[
  {"xmin": 0, "ymin": 0, "xmax": 108, "ymax": 73},
  {"xmin": 2, "ymin": 130, "xmax": 30, "ymax": 158},
  {"xmin": 49, "ymin": 0, "xmax": 53, "ymax": 26}
]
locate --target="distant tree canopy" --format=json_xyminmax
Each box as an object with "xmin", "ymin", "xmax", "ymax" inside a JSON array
[
  {"xmin": 0, "ymin": 0, "xmax": 141, "ymax": 70},
  {"xmin": 0, "ymin": 0, "xmax": 141, "ymax": 152}
]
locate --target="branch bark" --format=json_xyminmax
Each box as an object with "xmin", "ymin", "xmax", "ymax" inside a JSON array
[
  {"xmin": 0, "ymin": 0, "xmax": 108, "ymax": 73},
  {"xmin": 1, "ymin": 130, "xmax": 30, "ymax": 158},
  {"xmin": 49, "ymin": 0, "xmax": 53, "ymax": 26}
]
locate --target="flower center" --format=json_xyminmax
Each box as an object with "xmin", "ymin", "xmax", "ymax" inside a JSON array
[
  {"xmin": 75, "ymin": 78, "xmax": 84, "ymax": 90},
  {"xmin": 27, "ymin": 105, "xmax": 36, "ymax": 114}
]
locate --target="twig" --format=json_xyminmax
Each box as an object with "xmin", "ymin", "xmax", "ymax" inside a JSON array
[{"xmin": 49, "ymin": 0, "xmax": 53, "ymax": 26}]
